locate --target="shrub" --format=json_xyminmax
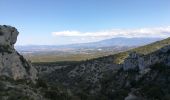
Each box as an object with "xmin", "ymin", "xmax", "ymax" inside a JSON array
[{"xmin": 0, "ymin": 31, "xmax": 3, "ymax": 35}]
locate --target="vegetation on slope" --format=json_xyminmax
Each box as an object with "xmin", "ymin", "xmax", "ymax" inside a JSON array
[
  {"xmin": 113, "ymin": 37, "xmax": 170, "ymax": 64},
  {"xmin": 99, "ymin": 63, "xmax": 170, "ymax": 100},
  {"xmin": 31, "ymin": 37, "xmax": 170, "ymax": 100},
  {"xmin": 132, "ymin": 37, "xmax": 170, "ymax": 54},
  {"xmin": 29, "ymin": 37, "xmax": 170, "ymax": 63}
]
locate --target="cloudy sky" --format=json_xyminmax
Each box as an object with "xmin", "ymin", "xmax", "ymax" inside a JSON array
[{"xmin": 0, "ymin": 0, "xmax": 170, "ymax": 45}]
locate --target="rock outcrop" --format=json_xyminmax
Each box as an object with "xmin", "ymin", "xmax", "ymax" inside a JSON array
[
  {"xmin": 123, "ymin": 45, "xmax": 170, "ymax": 72},
  {"xmin": 0, "ymin": 25, "xmax": 37, "ymax": 81}
]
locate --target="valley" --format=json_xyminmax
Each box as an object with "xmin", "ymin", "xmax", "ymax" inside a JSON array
[{"xmin": 16, "ymin": 37, "xmax": 162, "ymax": 62}]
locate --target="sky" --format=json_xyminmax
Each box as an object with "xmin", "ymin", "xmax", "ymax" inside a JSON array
[{"xmin": 0, "ymin": 0, "xmax": 170, "ymax": 45}]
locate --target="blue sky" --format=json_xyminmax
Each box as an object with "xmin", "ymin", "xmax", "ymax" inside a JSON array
[{"xmin": 0, "ymin": 0, "xmax": 170, "ymax": 45}]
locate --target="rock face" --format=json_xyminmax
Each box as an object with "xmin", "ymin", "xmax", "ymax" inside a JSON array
[
  {"xmin": 123, "ymin": 45, "xmax": 170, "ymax": 72},
  {"xmin": 0, "ymin": 25, "xmax": 18, "ymax": 47},
  {"xmin": 0, "ymin": 25, "xmax": 37, "ymax": 81}
]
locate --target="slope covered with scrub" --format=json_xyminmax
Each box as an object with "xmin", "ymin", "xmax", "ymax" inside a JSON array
[
  {"xmin": 35, "ymin": 37, "xmax": 170, "ymax": 100},
  {"xmin": 113, "ymin": 37, "xmax": 170, "ymax": 64}
]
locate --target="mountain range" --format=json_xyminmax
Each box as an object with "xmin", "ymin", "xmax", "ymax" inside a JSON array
[{"xmin": 16, "ymin": 37, "xmax": 163, "ymax": 52}]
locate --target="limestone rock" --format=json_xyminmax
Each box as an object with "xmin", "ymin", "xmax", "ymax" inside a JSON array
[
  {"xmin": 123, "ymin": 45, "xmax": 170, "ymax": 71},
  {"xmin": 0, "ymin": 25, "xmax": 18, "ymax": 47},
  {"xmin": 0, "ymin": 25, "xmax": 37, "ymax": 81}
]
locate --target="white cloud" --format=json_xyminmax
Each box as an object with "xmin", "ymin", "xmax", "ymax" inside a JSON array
[
  {"xmin": 52, "ymin": 26, "xmax": 170, "ymax": 39},
  {"xmin": 52, "ymin": 26, "xmax": 170, "ymax": 43}
]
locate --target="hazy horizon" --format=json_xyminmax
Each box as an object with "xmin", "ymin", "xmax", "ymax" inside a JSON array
[{"xmin": 15, "ymin": 37, "xmax": 165, "ymax": 46}]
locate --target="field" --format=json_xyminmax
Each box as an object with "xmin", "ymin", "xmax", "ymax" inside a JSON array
[
  {"xmin": 23, "ymin": 50, "xmax": 121, "ymax": 62},
  {"xmin": 21, "ymin": 46, "xmax": 134, "ymax": 62}
]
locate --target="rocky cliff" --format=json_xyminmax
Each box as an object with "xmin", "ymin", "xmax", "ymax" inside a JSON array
[
  {"xmin": 0, "ymin": 25, "xmax": 74, "ymax": 100},
  {"xmin": 0, "ymin": 25, "xmax": 37, "ymax": 81},
  {"xmin": 123, "ymin": 45, "xmax": 170, "ymax": 71}
]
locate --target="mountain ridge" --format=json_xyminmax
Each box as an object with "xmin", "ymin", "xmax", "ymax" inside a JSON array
[{"xmin": 16, "ymin": 37, "xmax": 163, "ymax": 51}]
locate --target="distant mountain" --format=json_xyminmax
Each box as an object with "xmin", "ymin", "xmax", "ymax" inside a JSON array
[
  {"xmin": 15, "ymin": 37, "xmax": 163, "ymax": 52},
  {"xmin": 82, "ymin": 37, "xmax": 163, "ymax": 47}
]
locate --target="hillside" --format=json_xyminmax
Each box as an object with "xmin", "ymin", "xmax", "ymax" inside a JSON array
[
  {"xmin": 112, "ymin": 37, "xmax": 170, "ymax": 64},
  {"xmin": 35, "ymin": 37, "xmax": 170, "ymax": 100}
]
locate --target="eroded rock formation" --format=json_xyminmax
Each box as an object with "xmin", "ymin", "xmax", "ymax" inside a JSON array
[
  {"xmin": 123, "ymin": 45, "xmax": 170, "ymax": 71},
  {"xmin": 0, "ymin": 25, "xmax": 37, "ymax": 81}
]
